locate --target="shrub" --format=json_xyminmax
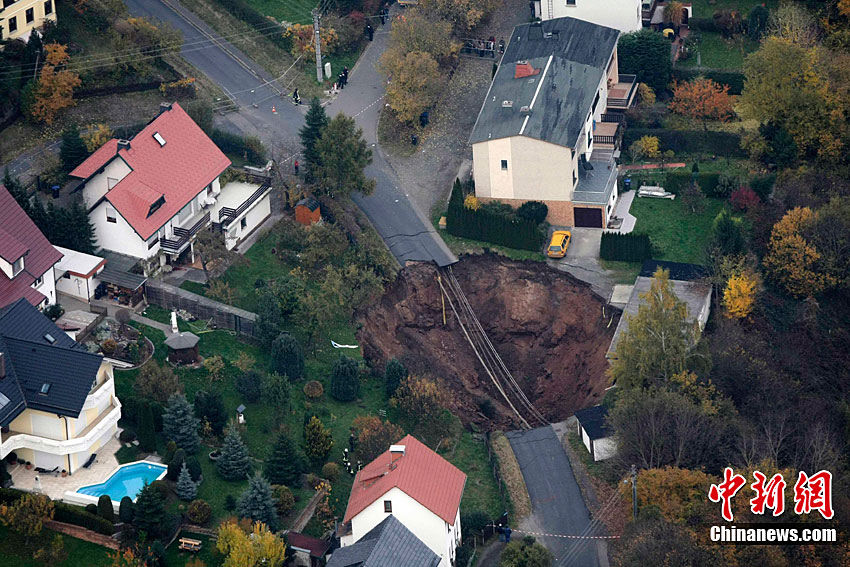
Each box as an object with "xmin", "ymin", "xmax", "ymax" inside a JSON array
[
  {"xmin": 461, "ymin": 510, "xmax": 490, "ymax": 539},
  {"xmin": 671, "ymin": 68, "xmax": 745, "ymax": 95},
  {"xmin": 715, "ymin": 173, "xmax": 739, "ymax": 198},
  {"xmin": 330, "ymin": 356, "xmax": 360, "ymax": 402},
  {"xmin": 272, "ymin": 485, "xmax": 295, "ymax": 516},
  {"xmin": 623, "ymin": 128, "xmax": 744, "ymax": 157},
  {"xmin": 85, "ymin": 504, "xmax": 98, "ymax": 515},
  {"xmin": 186, "ymin": 499, "xmax": 212, "ymax": 525},
  {"xmin": 100, "ymin": 338, "xmax": 117, "ymax": 355},
  {"xmin": 167, "ymin": 448, "xmax": 186, "ymax": 481},
  {"xmin": 321, "ymin": 462, "xmax": 340, "ymax": 482},
  {"xmin": 600, "ymin": 233, "xmax": 653, "ymax": 262},
  {"xmin": 271, "ymin": 333, "xmax": 305, "ymax": 381},
  {"xmin": 210, "ymin": 128, "xmax": 268, "ymax": 164},
  {"xmin": 516, "ymin": 201, "xmax": 548, "ymax": 224},
  {"xmin": 384, "ymin": 358, "xmax": 406, "ymax": 398},
  {"xmin": 749, "ymin": 174, "xmax": 775, "ymax": 200},
  {"xmin": 186, "ymin": 456, "xmax": 202, "ymax": 482},
  {"xmin": 118, "ymin": 497, "xmax": 134, "ymax": 524},
  {"xmin": 54, "ymin": 503, "xmax": 114, "ymax": 535},
  {"xmin": 303, "ymin": 380, "xmax": 324, "ymax": 399},
  {"xmin": 236, "ymin": 370, "xmax": 263, "ymax": 403},
  {"xmin": 730, "ymin": 186, "xmax": 759, "ymax": 211},
  {"xmin": 224, "ymin": 494, "xmax": 237, "ymax": 511},
  {"xmin": 456, "ymin": 544, "xmax": 474, "ymax": 566},
  {"xmin": 97, "ymin": 495, "xmax": 114, "ymax": 522},
  {"xmin": 118, "ymin": 429, "xmax": 136, "ymax": 443}
]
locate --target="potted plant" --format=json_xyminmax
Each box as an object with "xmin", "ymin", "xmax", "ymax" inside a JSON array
[
  {"xmin": 25, "ymin": 461, "xmax": 33, "ymax": 470},
  {"xmin": 208, "ymin": 450, "xmax": 221, "ymax": 461},
  {"xmin": 6, "ymin": 452, "xmax": 17, "ymax": 466},
  {"xmin": 61, "ymin": 469, "xmax": 68, "ymax": 478}
]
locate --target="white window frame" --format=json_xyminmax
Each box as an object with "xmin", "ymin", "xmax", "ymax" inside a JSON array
[{"xmin": 12, "ymin": 257, "xmax": 24, "ymax": 276}]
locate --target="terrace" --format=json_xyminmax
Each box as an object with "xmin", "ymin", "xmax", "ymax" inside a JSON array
[{"xmin": 607, "ymin": 74, "xmax": 638, "ymax": 110}]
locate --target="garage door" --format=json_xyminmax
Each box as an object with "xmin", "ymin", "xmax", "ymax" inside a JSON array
[{"xmin": 574, "ymin": 207, "xmax": 603, "ymax": 228}]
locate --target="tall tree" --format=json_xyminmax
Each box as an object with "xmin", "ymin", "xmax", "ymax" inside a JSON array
[
  {"xmin": 194, "ymin": 227, "xmax": 241, "ymax": 281},
  {"xmin": 265, "ymin": 432, "xmax": 304, "ymax": 486},
  {"xmin": 617, "ymin": 30, "xmax": 672, "ymax": 92},
  {"xmin": 387, "ymin": 10, "xmax": 457, "ymax": 59},
  {"xmin": 216, "ymin": 519, "xmax": 287, "ymax": 567},
  {"xmin": 270, "ymin": 333, "xmax": 304, "ymax": 381},
  {"xmin": 167, "ymin": 448, "xmax": 186, "ymax": 481},
  {"xmin": 380, "ymin": 49, "xmax": 444, "ymax": 126},
  {"xmin": 237, "ymin": 473, "xmax": 279, "ymax": 531},
  {"xmin": 134, "ymin": 360, "xmax": 181, "ymax": 404},
  {"xmin": 499, "ymin": 536, "xmax": 553, "ymax": 567},
  {"xmin": 419, "ymin": 0, "xmax": 493, "ymax": 32},
  {"xmin": 29, "ymin": 43, "xmax": 81, "ymax": 124},
  {"xmin": 133, "ymin": 482, "xmax": 166, "ymax": 539},
  {"xmin": 352, "ymin": 415, "xmax": 405, "ymax": 463},
  {"xmin": 0, "ymin": 493, "xmax": 54, "ymax": 546},
  {"xmin": 263, "ymin": 372, "xmax": 291, "ymax": 419},
  {"xmin": 162, "ymin": 393, "xmax": 201, "ymax": 454},
  {"xmin": 137, "ymin": 401, "xmax": 157, "ymax": 452},
  {"xmin": 763, "ymin": 207, "xmax": 835, "ymax": 297},
  {"xmin": 194, "ymin": 390, "xmax": 227, "ymax": 435},
  {"xmin": 384, "ymin": 358, "xmax": 407, "ymax": 398},
  {"xmin": 217, "ymin": 426, "xmax": 252, "ymax": 481},
  {"xmin": 177, "ymin": 463, "xmax": 198, "ymax": 501},
  {"xmin": 3, "ymin": 168, "xmax": 29, "ymax": 213},
  {"xmin": 60, "ymin": 124, "xmax": 89, "ymax": 172},
  {"xmin": 299, "ymin": 98, "xmax": 328, "ymax": 180},
  {"xmin": 304, "ymin": 416, "xmax": 333, "ymax": 466},
  {"xmin": 668, "ymin": 78, "xmax": 734, "ymax": 130},
  {"xmin": 313, "ymin": 114, "xmax": 375, "ymax": 198},
  {"xmin": 608, "ymin": 268, "xmax": 701, "ymax": 390},
  {"xmin": 254, "ymin": 292, "xmax": 285, "ymax": 348},
  {"xmin": 330, "ymin": 355, "xmax": 360, "ymax": 402}
]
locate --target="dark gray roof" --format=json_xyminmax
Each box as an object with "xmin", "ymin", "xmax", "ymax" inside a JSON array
[
  {"xmin": 327, "ymin": 516, "xmax": 440, "ymax": 567},
  {"xmin": 640, "ymin": 260, "xmax": 707, "ymax": 281},
  {"xmin": 0, "ymin": 299, "xmax": 104, "ymax": 426},
  {"xmin": 470, "ymin": 17, "xmax": 619, "ymax": 148},
  {"xmin": 575, "ymin": 405, "xmax": 611, "ymax": 440},
  {"xmin": 98, "ymin": 266, "xmax": 147, "ymax": 291},
  {"xmin": 164, "ymin": 331, "xmax": 199, "ymax": 349}
]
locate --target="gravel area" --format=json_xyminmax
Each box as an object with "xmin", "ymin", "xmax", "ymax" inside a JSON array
[{"xmin": 382, "ymin": 0, "xmax": 532, "ymax": 217}]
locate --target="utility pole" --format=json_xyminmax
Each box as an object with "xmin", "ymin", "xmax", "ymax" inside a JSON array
[
  {"xmin": 312, "ymin": 8, "xmax": 323, "ymax": 84},
  {"xmin": 630, "ymin": 464, "xmax": 638, "ymax": 520}
]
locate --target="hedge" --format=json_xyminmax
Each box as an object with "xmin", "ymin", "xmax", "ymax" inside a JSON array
[
  {"xmin": 687, "ymin": 18, "xmax": 719, "ymax": 33},
  {"xmin": 624, "ymin": 171, "xmax": 721, "ymax": 197},
  {"xmin": 600, "ymin": 232, "xmax": 652, "ymax": 262},
  {"xmin": 446, "ymin": 182, "xmax": 545, "ymax": 251},
  {"xmin": 672, "ymin": 68, "xmax": 745, "ymax": 94},
  {"xmin": 54, "ymin": 502, "xmax": 115, "ymax": 535},
  {"xmin": 0, "ymin": 486, "xmax": 25, "ymax": 504},
  {"xmin": 624, "ymin": 128, "xmax": 745, "ymax": 158},
  {"xmin": 211, "ymin": 128, "xmax": 268, "ymax": 164}
]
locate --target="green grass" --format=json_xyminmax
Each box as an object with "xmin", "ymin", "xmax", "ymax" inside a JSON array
[
  {"xmin": 630, "ymin": 196, "xmax": 726, "ymax": 264},
  {"xmin": 441, "ymin": 432, "xmax": 503, "ymax": 519},
  {"xmin": 677, "ymin": 31, "xmax": 758, "ymax": 70},
  {"xmin": 0, "ymin": 525, "xmax": 113, "ymax": 567},
  {"xmin": 179, "ymin": 280, "xmax": 209, "ymax": 297},
  {"xmin": 139, "ymin": 304, "xmax": 173, "ymax": 325},
  {"xmin": 688, "ymin": 0, "xmax": 778, "ymax": 18},
  {"xmin": 599, "ymin": 260, "xmax": 642, "ymax": 285},
  {"xmin": 165, "ymin": 534, "xmax": 220, "ymax": 567},
  {"xmin": 245, "ymin": 0, "xmax": 313, "ymax": 24}
]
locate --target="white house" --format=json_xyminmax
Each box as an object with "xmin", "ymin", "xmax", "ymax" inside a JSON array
[
  {"xmin": 574, "ymin": 405, "xmax": 616, "ymax": 461},
  {"xmin": 0, "ymin": 299, "xmax": 120, "ymax": 474},
  {"xmin": 340, "ymin": 435, "xmax": 466, "ymax": 567},
  {"xmin": 0, "ymin": 184, "xmax": 62, "ymax": 310},
  {"xmin": 469, "ymin": 18, "xmax": 638, "ymax": 228},
  {"xmin": 53, "ymin": 246, "xmax": 106, "ymax": 302},
  {"xmin": 532, "ymin": 0, "xmax": 644, "ymax": 33},
  {"xmin": 329, "ymin": 515, "xmax": 440, "ymax": 567},
  {"xmin": 70, "ymin": 102, "xmax": 272, "ymax": 275},
  {"xmin": 0, "ymin": 0, "xmax": 57, "ymax": 43}
]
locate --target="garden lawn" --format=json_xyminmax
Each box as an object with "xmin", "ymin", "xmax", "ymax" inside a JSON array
[
  {"xmin": 244, "ymin": 0, "xmax": 313, "ymax": 24},
  {"xmin": 677, "ymin": 31, "xmax": 757, "ymax": 69},
  {"xmin": 440, "ymin": 432, "xmax": 503, "ymax": 520},
  {"xmin": 432, "ymin": 212, "xmax": 544, "ymax": 263},
  {"xmin": 0, "ymin": 525, "xmax": 113, "ymax": 567},
  {"xmin": 630, "ymin": 196, "xmax": 726, "ymax": 264},
  {"xmin": 688, "ymin": 0, "xmax": 778, "ymax": 18},
  {"xmin": 165, "ymin": 534, "xmax": 220, "ymax": 566}
]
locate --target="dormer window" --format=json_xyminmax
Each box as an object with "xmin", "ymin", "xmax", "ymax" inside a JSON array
[
  {"xmin": 44, "ymin": 333, "xmax": 55, "ymax": 344},
  {"xmin": 40, "ymin": 383, "xmax": 51, "ymax": 394},
  {"xmin": 12, "ymin": 257, "xmax": 24, "ymax": 277},
  {"xmin": 147, "ymin": 195, "xmax": 166, "ymax": 217},
  {"xmin": 153, "ymin": 132, "xmax": 166, "ymax": 146}
]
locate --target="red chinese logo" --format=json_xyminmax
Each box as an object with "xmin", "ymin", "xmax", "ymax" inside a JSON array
[
  {"xmin": 793, "ymin": 470, "xmax": 834, "ymax": 520},
  {"xmin": 709, "ymin": 467, "xmax": 746, "ymax": 521},
  {"xmin": 750, "ymin": 471, "xmax": 786, "ymax": 516}
]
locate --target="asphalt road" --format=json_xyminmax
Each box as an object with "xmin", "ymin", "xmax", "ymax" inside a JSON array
[
  {"xmin": 507, "ymin": 426, "xmax": 602, "ymax": 567},
  {"xmin": 125, "ymin": 0, "xmax": 456, "ymax": 267}
]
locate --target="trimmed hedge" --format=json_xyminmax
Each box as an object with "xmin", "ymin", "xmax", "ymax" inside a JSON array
[
  {"xmin": 211, "ymin": 128, "xmax": 268, "ymax": 164},
  {"xmin": 600, "ymin": 233, "xmax": 652, "ymax": 262},
  {"xmin": 446, "ymin": 181, "xmax": 545, "ymax": 251},
  {"xmin": 55, "ymin": 502, "xmax": 115, "ymax": 535},
  {"xmin": 624, "ymin": 128, "xmax": 745, "ymax": 158},
  {"xmin": 672, "ymin": 68, "xmax": 745, "ymax": 94},
  {"xmin": 687, "ymin": 18, "xmax": 719, "ymax": 33}
]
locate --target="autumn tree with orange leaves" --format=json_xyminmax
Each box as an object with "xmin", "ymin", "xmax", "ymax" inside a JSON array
[
  {"xmin": 28, "ymin": 43, "xmax": 81, "ymax": 125},
  {"xmin": 723, "ymin": 271, "xmax": 759, "ymax": 319},
  {"xmin": 668, "ymin": 77, "xmax": 734, "ymax": 130},
  {"xmin": 763, "ymin": 207, "xmax": 836, "ymax": 298}
]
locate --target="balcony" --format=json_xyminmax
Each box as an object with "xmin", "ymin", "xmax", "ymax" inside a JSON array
[
  {"xmin": 641, "ymin": 0, "xmax": 658, "ymax": 23},
  {"xmin": 216, "ymin": 179, "xmax": 272, "ymax": 230},
  {"xmin": 593, "ymin": 121, "xmax": 622, "ymax": 148},
  {"xmin": 160, "ymin": 211, "xmax": 211, "ymax": 254},
  {"xmin": 607, "ymin": 74, "xmax": 638, "ymax": 110}
]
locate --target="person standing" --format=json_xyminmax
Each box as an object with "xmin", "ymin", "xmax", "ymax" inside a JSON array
[
  {"xmin": 294, "ymin": 160, "xmax": 299, "ymax": 175},
  {"xmin": 366, "ymin": 23, "xmax": 374, "ymax": 41}
]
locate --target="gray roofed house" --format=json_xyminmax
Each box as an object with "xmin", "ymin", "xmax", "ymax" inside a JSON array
[
  {"xmin": 327, "ymin": 515, "xmax": 440, "ymax": 567},
  {"xmin": 469, "ymin": 17, "xmax": 638, "ymax": 230}
]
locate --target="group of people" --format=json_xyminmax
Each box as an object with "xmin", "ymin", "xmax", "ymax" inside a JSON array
[
  {"xmin": 336, "ymin": 66, "xmax": 349, "ymax": 90},
  {"xmin": 464, "ymin": 36, "xmax": 503, "ymax": 58},
  {"xmin": 365, "ymin": 7, "xmax": 390, "ymax": 41}
]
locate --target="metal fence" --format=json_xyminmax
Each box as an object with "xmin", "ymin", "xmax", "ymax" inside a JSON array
[{"xmin": 145, "ymin": 280, "xmax": 257, "ymax": 338}]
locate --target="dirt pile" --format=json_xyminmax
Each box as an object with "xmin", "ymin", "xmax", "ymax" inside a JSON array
[{"xmin": 356, "ymin": 254, "xmax": 620, "ymax": 429}]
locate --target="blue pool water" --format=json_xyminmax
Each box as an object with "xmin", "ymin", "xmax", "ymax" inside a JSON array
[{"xmin": 77, "ymin": 462, "xmax": 167, "ymax": 501}]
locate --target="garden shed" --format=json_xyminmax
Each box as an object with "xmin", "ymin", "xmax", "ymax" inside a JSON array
[
  {"xmin": 574, "ymin": 405, "xmax": 616, "ymax": 461},
  {"xmin": 164, "ymin": 331, "xmax": 200, "ymax": 364},
  {"xmin": 295, "ymin": 196, "xmax": 321, "ymax": 226}
]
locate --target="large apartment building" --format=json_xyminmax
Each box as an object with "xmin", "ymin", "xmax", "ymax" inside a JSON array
[{"xmin": 0, "ymin": 0, "xmax": 56, "ymax": 42}]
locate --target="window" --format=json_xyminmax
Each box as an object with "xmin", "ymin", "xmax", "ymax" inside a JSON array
[
  {"xmin": 106, "ymin": 205, "xmax": 117, "ymax": 223},
  {"xmin": 44, "ymin": 1, "xmax": 53, "ymax": 15},
  {"xmin": 566, "ymin": 0, "xmax": 576, "ymax": 5},
  {"xmin": 63, "ymin": 272, "xmax": 71, "ymax": 279},
  {"xmin": 40, "ymin": 383, "xmax": 51, "ymax": 394},
  {"xmin": 178, "ymin": 201, "xmax": 193, "ymax": 223},
  {"xmin": 500, "ymin": 159, "xmax": 508, "ymax": 170},
  {"xmin": 8, "ymin": 16, "xmax": 17, "ymax": 33},
  {"xmin": 591, "ymin": 92, "xmax": 600, "ymax": 114},
  {"xmin": 32, "ymin": 275, "xmax": 43, "ymax": 287},
  {"xmin": 12, "ymin": 257, "xmax": 24, "ymax": 276},
  {"xmin": 383, "ymin": 500, "xmax": 392, "ymax": 513},
  {"xmin": 572, "ymin": 169, "xmax": 577, "ymax": 186},
  {"xmin": 153, "ymin": 132, "xmax": 166, "ymax": 146},
  {"xmin": 240, "ymin": 217, "xmax": 247, "ymax": 230},
  {"xmin": 26, "ymin": 8, "xmax": 34, "ymax": 23},
  {"xmin": 147, "ymin": 195, "xmax": 166, "ymax": 217},
  {"xmin": 148, "ymin": 235, "xmax": 159, "ymax": 250},
  {"xmin": 44, "ymin": 333, "xmax": 55, "ymax": 344}
]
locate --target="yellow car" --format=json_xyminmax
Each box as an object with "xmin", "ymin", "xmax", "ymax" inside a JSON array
[{"xmin": 546, "ymin": 230, "xmax": 571, "ymax": 258}]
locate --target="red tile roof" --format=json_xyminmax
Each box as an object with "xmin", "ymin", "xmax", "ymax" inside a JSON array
[
  {"xmin": 287, "ymin": 532, "xmax": 330, "ymax": 558},
  {"xmin": 343, "ymin": 435, "xmax": 466, "ymax": 525},
  {"xmin": 70, "ymin": 103, "xmax": 231, "ymax": 240},
  {"xmin": 0, "ymin": 186, "xmax": 63, "ymax": 309}
]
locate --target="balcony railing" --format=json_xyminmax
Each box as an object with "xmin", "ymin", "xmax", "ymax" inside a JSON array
[
  {"xmin": 218, "ymin": 180, "xmax": 272, "ymax": 230},
  {"xmin": 160, "ymin": 211, "xmax": 211, "ymax": 254},
  {"xmin": 607, "ymin": 74, "xmax": 638, "ymax": 109}
]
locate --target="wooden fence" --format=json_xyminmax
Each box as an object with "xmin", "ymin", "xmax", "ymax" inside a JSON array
[{"xmin": 145, "ymin": 280, "xmax": 257, "ymax": 338}]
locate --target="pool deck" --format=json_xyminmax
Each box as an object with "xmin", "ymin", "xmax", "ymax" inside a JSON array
[{"xmin": 9, "ymin": 438, "xmax": 122, "ymax": 500}]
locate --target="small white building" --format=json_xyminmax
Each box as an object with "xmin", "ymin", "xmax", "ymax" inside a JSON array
[
  {"xmin": 532, "ymin": 0, "xmax": 645, "ymax": 33},
  {"xmin": 340, "ymin": 435, "xmax": 466, "ymax": 567},
  {"xmin": 574, "ymin": 405, "xmax": 617, "ymax": 461},
  {"xmin": 0, "ymin": 299, "xmax": 120, "ymax": 474},
  {"xmin": 69, "ymin": 102, "xmax": 271, "ymax": 275},
  {"xmin": 53, "ymin": 246, "xmax": 106, "ymax": 302}
]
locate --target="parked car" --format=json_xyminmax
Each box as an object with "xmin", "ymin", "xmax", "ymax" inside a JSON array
[{"xmin": 546, "ymin": 230, "xmax": 571, "ymax": 258}]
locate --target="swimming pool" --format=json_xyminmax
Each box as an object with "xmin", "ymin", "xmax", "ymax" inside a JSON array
[{"xmin": 76, "ymin": 461, "xmax": 167, "ymax": 502}]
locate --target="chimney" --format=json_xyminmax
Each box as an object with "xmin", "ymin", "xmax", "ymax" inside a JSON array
[
  {"xmin": 0, "ymin": 352, "xmax": 5, "ymax": 379},
  {"xmin": 159, "ymin": 102, "xmax": 173, "ymax": 115},
  {"xmin": 117, "ymin": 139, "xmax": 131, "ymax": 151},
  {"xmin": 389, "ymin": 444, "xmax": 405, "ymax": 465}
]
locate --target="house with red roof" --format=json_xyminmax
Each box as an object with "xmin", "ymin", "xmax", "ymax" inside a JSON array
[
  {"xmin": 0, "ymin": 185, "xmax": 63, "ymax": 310},
  {"xmin": 70, "ymin": 102, "xmax": 272, "ymax": 274},
  {"xmin": 340, "ymin": 435, "xmax": 466, "ymax": 567}
]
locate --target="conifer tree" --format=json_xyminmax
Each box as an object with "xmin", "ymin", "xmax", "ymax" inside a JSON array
[
  {"xmin": 167, "ymin": 448, "xmax": 186, "ymax": 481},
  {"xmin": 299, "ymin": 97, "xmax": 328, "ymax": 180},
  {"xmin": 270, "ymin": 333, "xmax": 304, "ymax": 381},
  {"xmin": 265, "ymin": 432, "xmax": 304, "ymax": 486},
  {"xmin": 162, "ymin": 393, "xmax": 200, "ymax": 454},
  {"xmin": 217, "ymin": 426, "xmax": 252, "ymax": 481},
  {"xmin": 59, "ymin": 124, "xmax": 88, "ymax": 173},
  {"xmin": 236, "ymin": 473, "xmax": 278, "ymax": 531},
  {"xmin": 177, "ymin": 463, "xmax": 198, "ymax": 501},
  {"xmin": 137, "ymin": 402, "xmax": 157, "ymax": 452},
  {"xmin": 133, "ymin": 482, "xmax": 165, "ymax": 539}
]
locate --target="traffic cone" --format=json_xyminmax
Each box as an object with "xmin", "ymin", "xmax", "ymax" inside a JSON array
[{"xmin": 272, "ymin": 105, "xmax": 277, "ymax": 114}]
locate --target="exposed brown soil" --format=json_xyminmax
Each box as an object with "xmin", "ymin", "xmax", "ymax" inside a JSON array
[{"xmin": 356, "ymin": 254, "xmax": 620, "ymax": 429}]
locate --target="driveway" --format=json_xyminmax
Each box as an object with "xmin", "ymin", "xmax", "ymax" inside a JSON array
[
  {"xmin": 507, "ymin": 426, "xmax": 604, "ymax": 566},
  {"xmin": 125, "ymin": 0, "xmax": 456, "ymax": 267},
  {"xmin": 547, "ymin": 228, "xmax": 612, "ymax": 300}
]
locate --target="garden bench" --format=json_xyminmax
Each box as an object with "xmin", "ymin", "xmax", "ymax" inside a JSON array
[{"xmin": 178, "ymin": 538, "xmax": 202, "ymax": 552}]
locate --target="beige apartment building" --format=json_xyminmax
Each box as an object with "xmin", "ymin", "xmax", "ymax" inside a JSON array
[{"xmin": 1, "ymin": 0, "xmax": 56, "ymax": 42}]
